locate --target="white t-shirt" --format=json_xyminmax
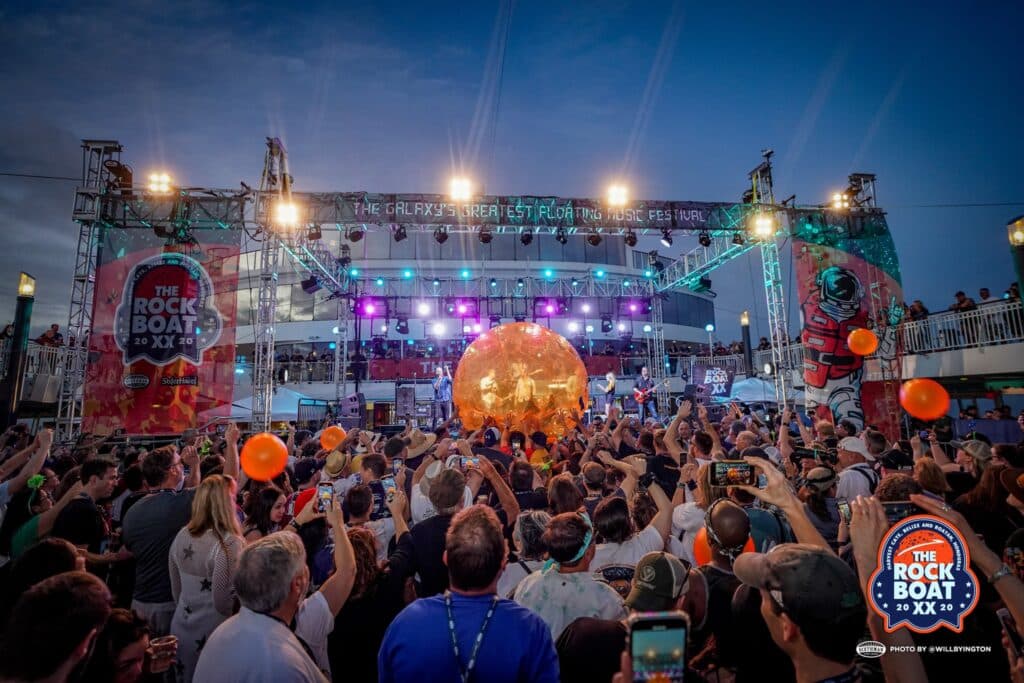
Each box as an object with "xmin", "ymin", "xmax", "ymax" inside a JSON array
[
  {"xmin": 590, "ymin": 525, "xmax": 665, "ymax": 571},
  {"xmin": 410, "ymin": 485, "xmax": 474, "ymax": 525},
  {"xmin": 496, "ymin": 558, "xmax": 545, "ymax": 599},
  {"xmin": 513, "ymin": 567, "xmax": 626, "ymax": 640},
  {"xmin": 295, "ymin": 591, "xmax": 335, "ymax": 677},
  {"xmin": 349, "ymin": 518, "xmax": 396, "ymax": 563},
  {"xmin": 837, "ymin": 463, "xmax": 878, "ymax": 501}
]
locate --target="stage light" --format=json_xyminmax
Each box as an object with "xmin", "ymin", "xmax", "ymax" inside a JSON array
[
  {"xmin": 147, "ymin": 172, "xmax": 172, "ymax": 194},
  {"xmin": 753, "ymin": 213, "xmax": 774, "ymax": 238},
  {"xmin": 472, "ymin": 322, "xmax": 482, "ymax": 333},
  {"xmin": 698, "ymin": 232, "xmax": 712, "ymax": 247},
  {"xmin": 581, "ymin": 303, "xmax": 591, "ymax": 313},
  {"xmin": 571, "ymin": 278, "xmax": 578, "ymax": 287},
  {"xmin": 432, "ymin": 278, "xmax": 440, "ymax": 286},
  {"xmin": 585, "ymin": 324, "xmax": 594, "ymax": 333},
  {"xmin": 365, "ymin": 303, "xmax": 377, "ymax": 315},
  {"xmin": 393, "ymin": 225, "xmax": 408, "ymax": 242},
  {"xmin": 628, "ymin": 302, "xmax": 638, "ymax": 313},
  {"xmin": 396, "ymin": 319, "xmax": 409, "ymax": 334},
  {"xmin": 375, "ymin": 277, "xmax": 385, "ymax": 286},
  {"xmin": 516, "ymin": 278, "xmax": 524, "ymax": 288},
  {"xmin": 763, "ymin": 362, "xmax": 773, "ymax": 376},
  {"xmin": 347, "ymin": 225, "xmax": 364, "ymax": 242},
  {"xmin": 643, "ymin": 324, "xmax": 652, "ymax": 333},
  {"xmin": 457, "ymin": 303, "xmax": 468, "ymax": 315},
  {"xmin": 732, "ymin": 232, "xmax": 743, "ymax": 245},
  {"xmin": 556, "ymin": 228, "xmax": 568, "ymax": 244},
  {"xmin": 300, "ymin": 277, "xmax": 322, "ymax": 294},
  {"xmin": 489, "ymin": 315, "xmax": 501, "ymax": 328},
  {"xmin": 403, "ymin": 269, "xmax": 414, "ymax": 279},
  {"xmin": 449, "ymin": 176, "xmax": 473, "ymax": 201},
  {"xmin": 274, "ymin": 201, "xmax": 299, "ymax": 226},
  {"xmin": 705, "ymin": 323, "xmax": 715, "ymax": 333},
  {"xmin": 460, "ymin": 269, "xmax": 471, "ymax": 279},
  {"xmin": 624, "ymin": 229, "xmax": 637, "ymax": 247},
  {"xmin": 489, "ymin": 278, "xmax": 497, "ymax": 288},
  {"xmin": 543, "ymin": 268, "xmax": 554, "ymax": 279},
  {"xmin": 380, "ymin": 324, "xmax": 388, "ymax": 333},
  {"xmin": 644, "ymin": 270, "xmax": 652, "ymax": 278},
  {"xmin": 332, "ymin": 326, "xmax": 340, "ymax": 334},
  {"xmin": 434, "ymin": 226, "xmax": 449, "ymax": 244},
  {"xmin": 617, "ymin": 322, "xmax": 627, "ymax": 332},
  {"xmin": 432, "ymin": 322, "xmax": 446, "ymax": 336},
  {"xmin": 521, "ymin": 229, "xmax": 533, "ymax": 246},
  {"xmin": 601, "ymin": 317, "xmax": 613, "ymax": 333},
  {"xmin": 595, "ymin": 269, "xmax": 605, "ymax": 278},
  {"xmin": 479, "ymin": 229, "xmax": 493, "ymax": 244},
  {"xmin": 587, "ymin": 232, "xmax": 602, "ymax": 246},
  {"xmin": 306, "ymin": 224, "xmax": 322, "ymax": 241},
  {"xmin": 568, "ymin": 322, "xmax": 580, "ymax": 333},
  {"xmin": 607, "ymin": 184, "xmax": 628, "ymax": 207},
  {"xmin": 338, "ymin": 245, "xmax": 352, "ymax": 268},
  {"xmin": 660, "ymin": 229, "xmax": 673, "ymax": 248},
  {"xmin": 417, "ymin": 301, "xmax": 431, "ymax": 316},
  {"xmin": 831, "ymin": 192, "xmax": 851, "ymax": 210},
  {"xmin": 463, "ymin": 324, "xmax": 472, "ymax": 334},
  {"xmin": 545, "ymin": 304, "xmax": 555, "ymax": 314},
  {"xmin": 623, "ymin": 280, "xmax": 631, "ymax": 287},
  {"xmin": 350, "ymin": 268, "xmax": 359, "ymax": 276}
]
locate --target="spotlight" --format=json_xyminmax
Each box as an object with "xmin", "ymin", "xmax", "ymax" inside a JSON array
[
  {"xmin": 585, "ymin": 324, "xmax": 594, "ymax": 333},
  {"xmin": 587, "ymin": 232, "xmax": 602, "ymax": 247},
  {"xmin": 698, "ymin": 232, "xmax": 712, "ymax": 247},
  {"xmin": 520, "ymin": 229, "xmax": 534, "ymax": 246},
  {"xmin": 347, "ymin": 225, "xmax": 364, "ymax": 242},
  {"xmin": 489, "ymin": 315, "xmax": 501, "ymax": 328},
  {"xmin": 763, "ymin": 362, "xmax": 773, "ymax": 376},
  {"xmin": 831, "ymin": 192, "xmax": 851, "ymax": 210},
  {"xmin": 274, "ymin": 201, "xmax": 299, "ymax": 227},
  {"xmin": 594, "ymin": 269, "xmax": 605, "ymax": 278},
  {"xmin": 393, "ymin": 225, "xmax": 408, "ymax": 242},
  {"xmin": 617, "ymin": 322, "xmax": 627, "ymax": 332},
  {"xmin": 432, "ymin": 278, "xmax": 440, "ymax": 286},
  {"xmin": 568, "ymin": 322, "xmax": 580, "ymax": 333},
  {"xmin": 581, "ymin": 303, "xmax": 591, "ymax": 313},
  {"xmin": 516, "ymin": 278, "xmax": 524, "ymax": 288},
  {"xmin": 556, "ymin": 228, "xmax": 568, "ymax": 245},
  {"xmin": 147, "ymin": 172, "xmax": 172, "ymax": 194},
  {"xmin": 434, "ymin": 226, "xmax": 449, "ymax": 244},
  {"xmin": 705, "ymin": 323, "xmax": 715, "ymax": 333},
  {"xmin": 753, "ymin": 213, "xmax": 774, "ymax": 239},
  {"xmin": 489, "ymin": 278, "xmax": 497, "ymax": 288},
  {"xmin": 375, "ymin": 277, "xmax": 385, "ymax": 286},
  {"xmin": 478, "ymin": 229, "xmax": 493, "ymax": 244},
  {"xmin": 449, "ymin": 177, "xmax": 473, "ymax": 201},
  {"xmin": 601, "ymin": 317, "xmax": 613, "ymax": 333},
  {"xmin": 403, "ymin": 269, "xmax": 414, "ymax": 279},
  {"xmin": 607, "ymin": 184, "xmax": 628, "ymax": 207},
  {"xmin": 543, "ymin": 268, "xmax": 554, "ymax": 279},
  {"xmin": 417, "ymin": 301, "xmax": 431, "ymax": 316},
  {"xmin": 660, "ymin": 229, "xmax": 673, "ymax": 248},
  {"xmin": 643, "ymin": 324, "xmax": 652, "ymax": 333},
  {"xmin": 396, "ymin": 318, "xmax": 409, "ymax": 334},
  {"xmin": 624, "ymin": 230, "xmax": 637, "ymax": 247},
  {"xmin": 460, "ymin": 269, "xmax": 471, "ymax": 279},
  {"xmin": 432, "ymin": 322, "xmax": 446, "ymax": 336},
  {"xmin": 306, "ymin": 224, "xmax": 322, "ymax": 241},
  {"xmin": 732, "ymin": 232, "xmax": 744, "ymax": 245},
  {"xmin": 300, "ymin": 277, "xmax": 322, "ymax": 294}
]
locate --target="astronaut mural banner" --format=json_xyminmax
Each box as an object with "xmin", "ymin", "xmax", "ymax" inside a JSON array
[
  {"xmin": 82, "ymin": 229, "xmax": 241, "ymax": 435},
  {"xmin": 793, "ymin": 212, "xmax": 903, "ymax": 439}
]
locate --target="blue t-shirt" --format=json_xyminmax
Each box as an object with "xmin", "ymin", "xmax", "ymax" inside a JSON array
[
  {"xmin": 434, "ymin": 376, "xmax": 453, "ymax": 402},
  {"xmin": 379, "ymin": 593, "xmax": 559, "ymax": 683}
]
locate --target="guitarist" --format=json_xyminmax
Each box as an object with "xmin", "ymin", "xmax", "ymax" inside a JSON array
[{"xmin": 633, "ymin": 365, "xmax": 660, "ymax": 424}]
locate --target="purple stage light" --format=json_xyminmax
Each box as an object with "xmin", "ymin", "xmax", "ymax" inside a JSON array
[
  {"xmin": 457, "ymin": 303, "xmax": 468, "ymax": 315},
  {"xmin": 629, "ymin": 303, "xmax": 638, "ymax": 313},
  {"xmin": 545, "ymin": 304, "xmax": 555, "ymax": 314},
  {"xmin": 365, "ymin": 303, "xmax": 376, "ymax": 315}
]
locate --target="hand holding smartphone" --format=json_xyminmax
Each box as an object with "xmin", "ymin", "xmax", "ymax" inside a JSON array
[
  {"xmin": 315, "ymin": 482, "xmax": 334, "ymax": 513},
  {"xmin": 710, "ymin": 460, "xmax": 755, "ymax": 487},
  {"xmin": 628, "ymin": 611, "xmax": 688, "ymax": 683}
]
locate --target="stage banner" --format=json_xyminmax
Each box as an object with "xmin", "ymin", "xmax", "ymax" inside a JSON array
[
  {"xmin": 82, "ymin": 229, "xmax": 241, "ymax": 435},
  {"xmin": 693, "ymin": 365, "xmax": 736, "ymax": 400},
  {"xmin": 792, "ymin": 212, "xmax": 903, "ymax": 439}
]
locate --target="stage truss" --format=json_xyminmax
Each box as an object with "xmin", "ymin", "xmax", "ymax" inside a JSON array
[{"xmin": 58, "ymin": 140, "xmax": 887, "ymax": 437}]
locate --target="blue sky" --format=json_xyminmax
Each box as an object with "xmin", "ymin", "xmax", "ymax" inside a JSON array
[{"xmin": 0, "ymin": 0, "xmax": 1021, "ymax": 341}]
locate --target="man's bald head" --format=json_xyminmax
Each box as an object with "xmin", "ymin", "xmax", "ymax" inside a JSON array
[
  {"xmin": 735, "ymin": 431, "xmax": 758, "ymax": 451},
  {"xmin": 708, "ymin": 500, "xmax": 751, "ymax": 562}
]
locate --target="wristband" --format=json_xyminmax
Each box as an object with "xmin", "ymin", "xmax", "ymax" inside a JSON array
[
  {"xmin": 288, "ymin": 519, "xmax": 301, "ymax": 531},
  {"xmin": 988, "ymin": 563, "xmax": 1013, "ymax": 585}
]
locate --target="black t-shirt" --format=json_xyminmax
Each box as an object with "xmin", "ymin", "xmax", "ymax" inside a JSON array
[
  {"xmin": 52, "ymin": 495, "xmax": 107, "ymax": 554},
  {"xmin": 693, "ymin": 565, "xmax": 742, "ymax": 669},
  {"xmin": 514, "ymin": 488, "xmax": 549, "ymax": 512},
  {"xmin": 121, "ymin": 488, "xmax": 196, "ymax": 603},
  {"xmin": 944, "ymin": 471, "xmax": 976, "ymax": 501},
  {"xmin": 389, "ymin": 514, "xmax": 453, "ymax": 598},
  {"xmin": 731, "ymin": 584, "xmax": 795, "ymax": 683},
  {"xmin": 327, "ymin": 570, "xmax": 408, "ymax": 683},
  {"xmin": 556, "ymin": 617, "xmax": 626, "ymax": 683}
]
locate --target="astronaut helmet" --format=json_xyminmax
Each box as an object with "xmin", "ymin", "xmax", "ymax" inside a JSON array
[{"xmin": 816, "ymin": 266, "xmax": 863, "ymax": 320}]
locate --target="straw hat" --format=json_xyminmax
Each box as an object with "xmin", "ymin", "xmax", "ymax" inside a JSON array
[
  {"xmin": 407, "ymin": 429, "xmax": 437, "ymax": 458},
  {"xmin": 323, "ymin": 450, "xmax": 349, "ymax": 478}
]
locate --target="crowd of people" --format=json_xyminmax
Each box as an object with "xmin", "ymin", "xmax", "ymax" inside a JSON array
[{"xmin": 1, "ymin": 398, "xmax": 1024, "ymax": 682}]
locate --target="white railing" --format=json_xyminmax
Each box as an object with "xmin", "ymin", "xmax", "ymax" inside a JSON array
[{"xmin": 897, "ymin": 300, "xmax": 1024, "ymax": 354}]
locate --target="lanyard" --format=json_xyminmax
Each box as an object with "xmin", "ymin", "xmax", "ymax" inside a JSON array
[{"xmin": 445, "ymin": 592, "xmax": 498, "ymax": 683}]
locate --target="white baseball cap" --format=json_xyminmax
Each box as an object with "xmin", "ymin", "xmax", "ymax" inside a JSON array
[{"xmin": 838, "ymin": 436, "xmax": 873, "ymax": 462}]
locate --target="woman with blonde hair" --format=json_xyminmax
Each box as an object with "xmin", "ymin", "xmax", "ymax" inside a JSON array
[
  {"xmin": 598, "ymin": 371, "xmax": 617, "ymax": 416},
  {"xmin": 168, "ymin": 474, "xmax": 245, "ymax": 682}
]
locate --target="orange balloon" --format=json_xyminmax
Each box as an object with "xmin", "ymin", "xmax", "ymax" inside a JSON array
[
  {"xmin": 846, "ymin": 328, "xmax": 879, "ymax": 356},
  {"xmin": 899, "ymin": 378, "xmax": 950, "ymax": 421},
  {"xmin": 452, "ymin": 322, "xmax": 589, "ymax": 438},
  {"xmin": 692, "ymin": 527, "xmax": 756, "ymax": 566},
  {"xmin": 240, "ymin": 432, "xmax": 288, "ymax": 481},
  {"xmin": 320, "ymin": 425, "xmax": 346, "ymax": 451}
]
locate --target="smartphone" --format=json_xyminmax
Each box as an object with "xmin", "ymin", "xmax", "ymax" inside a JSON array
[
  {"xmin": 998, "ymin": 608, "xmax": 1024, "ymax": 658},
  {"xmin": 710, "ymin": 460, "xmax": 755, "ymax": 487},
  {"xmin": 628, "ymin": 611, "xmax": 688, "ymax": 683},
  {"xmin": 379, "ymin": 475, "xmax": 397, "ymax": 502},
  {"xmin": 837, "ymin": 498, "xmax": 852, "ymax": 525},
  {"xmin": 918, "ymin": 430, "xmax": 929, "ymax": 440},
  {"xmin": 882, "ymin": 501, "xmax": 922, "ymax": 525},
  {"xmin": 315, "ymin": 482, "xmax": 334, "ymax": 513},
  {"xmin": 460, "ymin": 456, "xmax": 480, "ymax": 470},
  {"xmin": 392, "ymin": 457, "xmax": 403, "ymax": 474},
  {"xmin": 511, "ymin": 439, "xmax": 522, "ymax": 451}
]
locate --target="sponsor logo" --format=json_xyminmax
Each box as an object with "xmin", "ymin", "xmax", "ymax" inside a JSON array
[
  {"xmin": 856, "ymin": 641, "xmax": 886, "ymax": 658},
  {"xmin": 868, "ymin": 515, "xmax": 979, "ymax": 633},
  {"xmin": 160, "ymin": 376, "xmax": 198, "ymax": 386},
  {"xmin": 113, "ymin": 253, "xmax": 222, "ymax": 366},
  {"xmin": 122, "ymin": 374, "xmax": 150, "ymax": 390}
]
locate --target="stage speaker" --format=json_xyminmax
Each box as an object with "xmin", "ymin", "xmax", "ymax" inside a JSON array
[
  {"xmin": 26, "ymin": 374, "xmax": 61, "ymax": 404},
  {"xmin": 337, "ymin": 392, "xmax": 366, "ymax": 428},
  {"xmin": 395, "ymin": 387, "xmax": 416, "ymax": 419}
]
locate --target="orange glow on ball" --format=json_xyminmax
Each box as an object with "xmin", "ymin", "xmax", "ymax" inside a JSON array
[{"xmin": 453, "ymin": 323, "xmax": 589, "ymax": 437}]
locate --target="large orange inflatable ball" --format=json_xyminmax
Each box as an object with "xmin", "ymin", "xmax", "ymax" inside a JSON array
[
  {"xmin": 241, "ymin": 432, "xmax": 289, "ymax": 481},
  {"xmin": 320, "ymin": 425, "xmax": 347, "ymax": 451},
  {"xmin": 846, "ymin": 328, "xmax": 879, "ymax": 356},
  {"xmin": 452, "ymin": 322, "xmax": 589, "ymax": 438},
  {"xmin": 899, "ymin": 378, "xmax": 950, "ymax": 421},
  {"xmin": 692, "ymin": 527, "xmax": 757, "ymax": 566}
]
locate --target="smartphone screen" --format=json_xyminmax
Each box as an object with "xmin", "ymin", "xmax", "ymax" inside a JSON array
[
  {"xmin": 629, "ymin": 611, "xmax": 687, "ymax": 683},
  {"xmin": 392, "ymin": 457, "xmax": 403, "ymax": 474},
  {"xmin": 882, "ymin": 501, "xmax": 922, "ymax": 525},
  {"xmin": 837, "ymin": 499, "xmax": 852, "ymax": 525},
  {"xmin": 315, "ymin": 483, "xmax": 334, "ymax": 513},
  {"xmin": 460, "ymin": 456, "xmax": 479, "ymax": 470},
  {"xmin": 380, "ymin": 476, "xmax": 397, "ymax": 499},
  {"xmin": 710, "ymin": 461, "xmax": 755, "ymax": 487}
]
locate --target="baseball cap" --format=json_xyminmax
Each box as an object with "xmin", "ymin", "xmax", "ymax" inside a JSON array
[
  {"xmin": 734, "ymin": 543, "xmax": 866, "ymax": 631},
  {"xmin": 879, "ymin": 449, "xmax": 913, "ymax": 472},
  {"xmin": 803, "ymin": 467, "xmax": 837, "ymax": 493},
  {"xmin": 950, "ymin": 439, "xmax": 993, "ymax": 463},
  {"xmin": 292, "ymin": 458, "xmax": 324, "ymax": 486},
  {"xmin": 624, "ymin": 551, "xmax": 691, "ymax": 612},
  {"xmin": 483, "ymin": 427, "xmax": 501, "ymax": 448},
  {"xmin": 838, "ymin": 436, "xmax": 873, "ymax": 462}
]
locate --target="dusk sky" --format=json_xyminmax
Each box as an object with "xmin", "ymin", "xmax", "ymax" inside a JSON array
[{"xmin": 2, "ymin": 0, "xmax": 1022, "ymax": 342}]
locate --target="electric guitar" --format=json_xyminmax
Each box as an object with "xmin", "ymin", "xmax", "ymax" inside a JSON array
[{"xmin": 633, "ymin": 379, "xmax": 670, "ymax": 404}]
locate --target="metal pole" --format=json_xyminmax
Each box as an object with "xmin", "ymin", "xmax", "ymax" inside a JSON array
[{"xmin": 2, "ymin": 276, "xmax": 35, "ymax": 427}]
